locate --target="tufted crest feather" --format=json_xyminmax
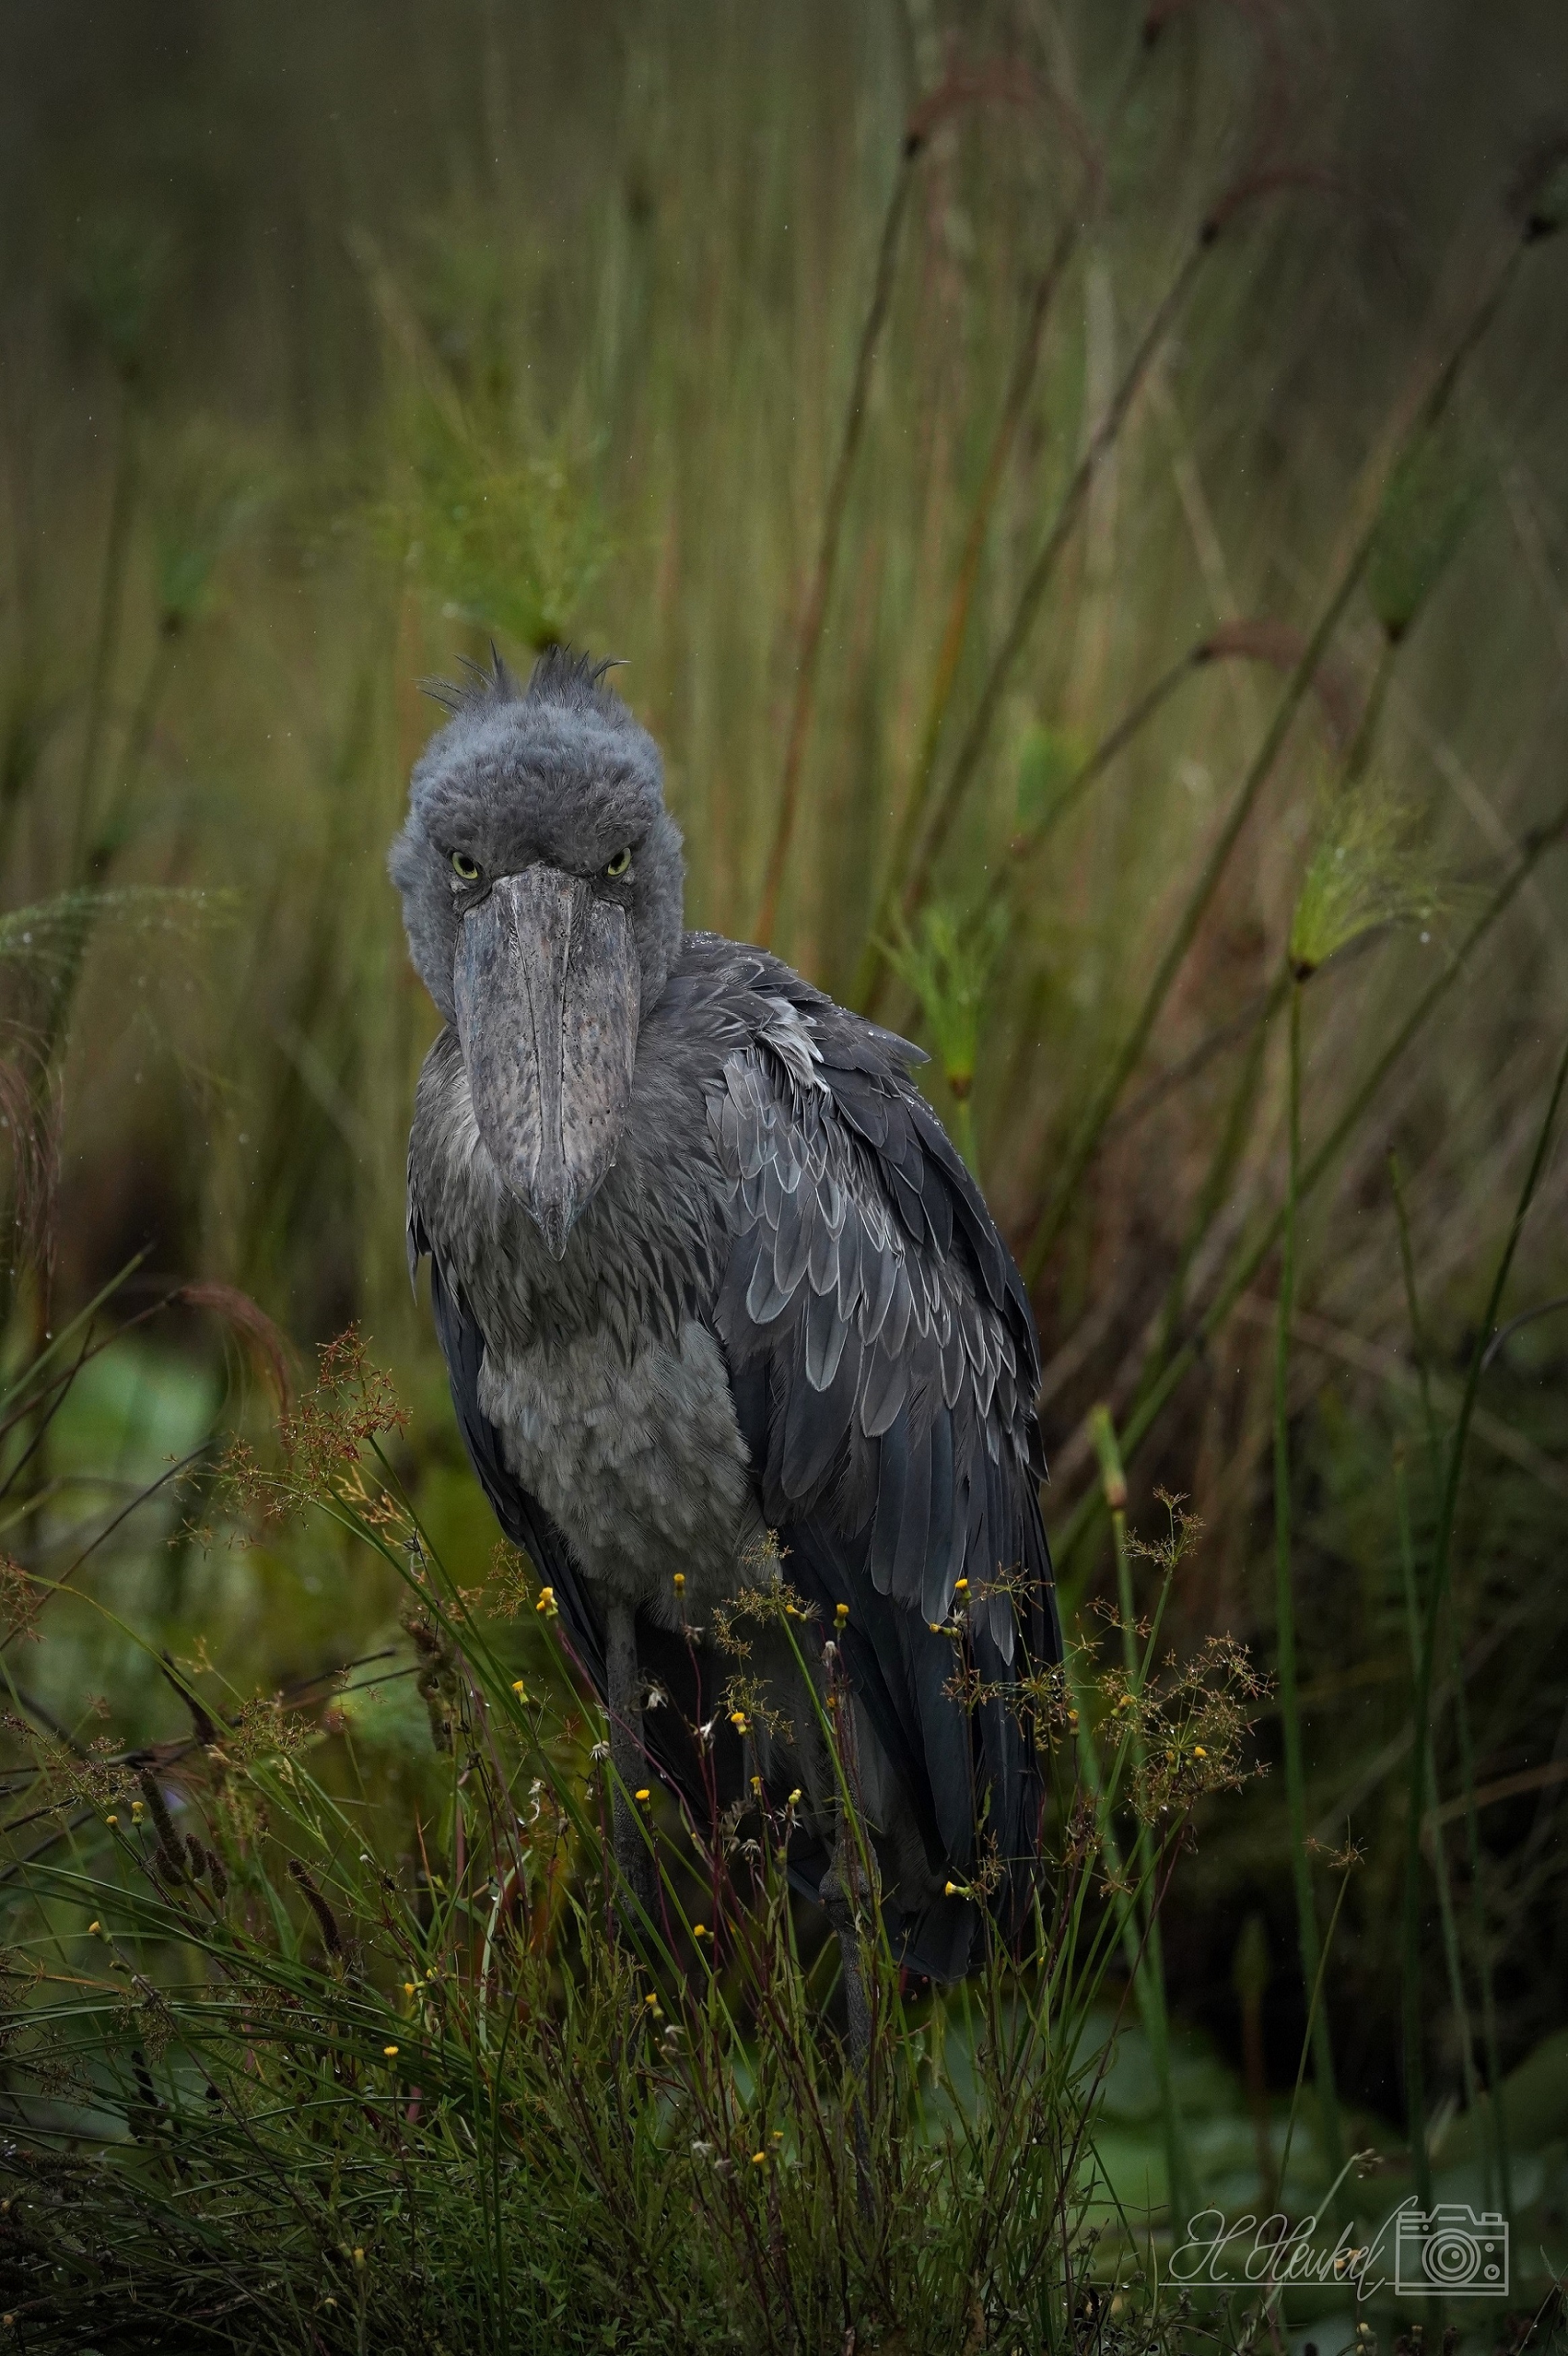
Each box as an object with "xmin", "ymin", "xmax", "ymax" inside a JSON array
[{"xmin": 419, "ymin": 639, "xmax": 625, "ymax": 720}]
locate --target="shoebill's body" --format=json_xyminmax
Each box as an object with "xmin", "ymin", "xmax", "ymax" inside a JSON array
[{"xmin": 391, "ymin": 647, "xmax": 1059, "ymax": 1990}]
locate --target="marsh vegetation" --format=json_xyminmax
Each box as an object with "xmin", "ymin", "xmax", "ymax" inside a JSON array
[{"xmin": 2, "ymin": 2, "xmax": 1568, "ymax": 2347}]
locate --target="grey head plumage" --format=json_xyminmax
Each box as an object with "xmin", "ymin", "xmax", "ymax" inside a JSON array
[{"xmin": 388, "ymin": 645, "xmax": 687, "ymax": 1257}]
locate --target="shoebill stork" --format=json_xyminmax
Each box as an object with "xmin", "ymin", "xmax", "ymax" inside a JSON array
[{"xmin": 391, "ymin": 646, "xmax": 1059, "ymax": 2009}]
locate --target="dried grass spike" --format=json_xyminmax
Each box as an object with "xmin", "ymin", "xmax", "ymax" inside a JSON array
[{"xmin": 287, "ymin": 1858, "xmax": 345, "ymax": 1957}]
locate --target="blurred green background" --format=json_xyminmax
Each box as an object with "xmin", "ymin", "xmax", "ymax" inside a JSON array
[{"xmin": 3, "ymin": 0, "xmax": 1568, "ymax": 2196}]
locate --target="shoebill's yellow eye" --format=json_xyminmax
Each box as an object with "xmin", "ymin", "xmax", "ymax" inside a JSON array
[
  {"xmin": 604, "ymin": 846, "xmax": 633, "ymax": 879},
  {"xmin": 450, "ymin": 850, "xmax": 480, "ymax": 882}
]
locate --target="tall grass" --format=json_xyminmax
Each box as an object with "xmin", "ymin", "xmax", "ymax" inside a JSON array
[{"xmin": 0, "ymin": 1313, "xmax": 1271, "ymax": 2353}]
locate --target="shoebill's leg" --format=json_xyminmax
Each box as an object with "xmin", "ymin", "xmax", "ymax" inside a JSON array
[{"xmin": 604, "ymin": 1597, "xmax": 657, "ymax": 1926}]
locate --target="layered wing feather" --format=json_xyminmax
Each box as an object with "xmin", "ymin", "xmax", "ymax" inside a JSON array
[{"xmin": 707, "ymin": 975, "xmax": 1061, "ymax": 1966}]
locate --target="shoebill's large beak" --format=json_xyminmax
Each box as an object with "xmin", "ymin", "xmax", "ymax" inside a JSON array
[{"xmin": 454, "ymin": 865, "xmax": 640, "ymax": 1259}]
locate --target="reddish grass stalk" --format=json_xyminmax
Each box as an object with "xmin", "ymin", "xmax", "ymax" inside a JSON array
[
  {"xmin": 855, "ymin": 235, "xmax": 1211, "ymax": 1012},
  {"xmin": 758, "ymin": 55, "xmax": 1111, "ymax": 947},
  {"xmin": 752, "ymin": 144, "xmax": 916, "ymax": 948},
  {"xmin": 855, "ymin": 60, "xmax": 1151, "ymax": 1000}
]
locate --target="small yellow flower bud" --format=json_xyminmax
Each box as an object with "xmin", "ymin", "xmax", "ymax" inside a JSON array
[
  {"xmin": 352, "ymin": 2247, "xmax": 365, "ymax": 2268},
  {"xmin": 954, "ymin": 1578, "xmax": 968, "ymax": 1594},
  {"xmin": 383, "ymin": 2044, "xmax": 399, "ymax": 2057},
  {"xmin": 87, "ymin": 1921, "xmax": 101, "ymax": 1935},
  {"xmin": 105, "ymin": 1814, "xmax": 118, "ymax": 1826},
  {"xmin": 834, "ymin": 1603, "xmax": 849, "ymax": 1624},
  {"xmin": 673, "ymin": 1572, "xmax": 686, "ymax": 1593},
  {"xmin": 535, "ymin": 1585, "xmax": 557, "ymax": 1616},
  {"xmin": 404, "ymin": 1982, "xmax": 416, "ymax": 1995},
  {"xmin": 750, "ymin": 2151, "xmax": 767, "ymax": 2166},
  {"xmin": 635, "ymin": 1787, "xmax": 651, "ymax": 1802},
  {"xmin": 645, "ymin": 1991, "xmax": 660, "ymax": 2006},
  {"xmin": 750, "ymin": 1774, "xmax": 762, "ymax": 1794},
  {"xmin": 1193, "ymin": 1745, "xmax": 1208, "ymax": 1759},
  {"xmin": 787, "ymin": 1787, "xmax": 802, "ymax": 1805},
  {"xmin": 692, "ymin": 1922, "xmax": 708, "ymax": 1939},
  {"xmin": 944, "ymin": 1882, "xmax": 960, "ymax": 1898},
  {"xmin": 511, "ymin": 1679, "xmax": 528, "ymax": 1697}
]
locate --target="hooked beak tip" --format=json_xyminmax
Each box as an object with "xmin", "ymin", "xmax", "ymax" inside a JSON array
[{"xmin": 534, "ymin": 1200, "xmax": 573, "ymax": 1261}]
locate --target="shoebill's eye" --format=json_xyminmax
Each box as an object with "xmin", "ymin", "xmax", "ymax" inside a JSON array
[
  {"xmin": 604, "ymin": 847, "xmax": 633, "ymax": 879},
  {"xmin": 450, "ymin": 850, "xmax": 480, "ymax": 882}
]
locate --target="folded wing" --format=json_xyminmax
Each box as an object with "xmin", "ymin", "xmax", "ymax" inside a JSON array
[{"xmin": 708, "ymin": 980, "xmax": 1060, "ymax": 1968}]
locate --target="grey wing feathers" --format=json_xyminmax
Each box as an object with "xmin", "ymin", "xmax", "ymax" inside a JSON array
[
  {"xmin": 706, "ymin": 962, "xmax": 1060, "ymax": 1958},
  {"xmin": 710, "ymin": 1008, "xmax": 1053, "ymax": 1649}
]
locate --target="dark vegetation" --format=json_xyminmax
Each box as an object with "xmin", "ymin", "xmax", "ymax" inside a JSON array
[{"xmin": 1, "ymin": 1, "xmax": 1567, "ymax": 2347}]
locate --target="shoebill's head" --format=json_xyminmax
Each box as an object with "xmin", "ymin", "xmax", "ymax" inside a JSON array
[{"xmin": 390, "ymin": 645, "xmax": 684, "ymax": 1258}]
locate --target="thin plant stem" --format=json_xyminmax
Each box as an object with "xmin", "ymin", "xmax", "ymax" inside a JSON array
[
  {"xmin": 1450, "ymin": 1607, "xmax": 1509, "ymax": 2211},
  {"xmin": 1389, "ymin": 1150, "xmax": 1444, "ymax": 1495},
  {"xmin": 1390, "ymin": 1150, "xmax": 1497, "ymax": 2192},
  {"xmin": 1275, "ymin": 1863, "xmax": 1357, "ymax": 2203},
  {"xmin": 1400, "ymin": 1025, "xmax": 1568, "ymax": 2220},
  {"xmin": 1394, "ymin": 1449, "xmax": 1481, "ymax": 2153},
  {"xmin": 1140, "ymin": 971, "xmax": 1283, "ymax": 1393},
  {"xmin": 1344, "ymin": 630, "xmax": 1398, "ymax": 786},
  {"xmin": 1272, "ymin": 980, "xmax": 1347, "ymax": 2189},
  {"xmin": 1063, "ymin": 1632, "xmax": 1188, "ymax": 2219},
  {"xmin": 90, "ymin": 625, "xmax": 177, "ymax": 876},
  {"xmin": 752, "ymin": 139, "xmax": 918, "ymax": 946},
  {"xmin": 1005, "ymin": 646, "xmax": 1204, "ymax": 874},
  {"xmin": 1088, "ymin": 1404, "xmax": 1195, "ymax": 2229},
  {"xmin": 857, "ymin": 237, "xmax": 1211, "ymax": 1010},
  {"xmin": 863, "ymin": 52, "xmax": 1149, "ymax": 967},
  {"xmin": 890, "ymin": 201, "xmax": 1083, "ymax": 864},
  {"xmin": 71, "ymin": 380, "xmax": 139, "ymax": 878}
]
